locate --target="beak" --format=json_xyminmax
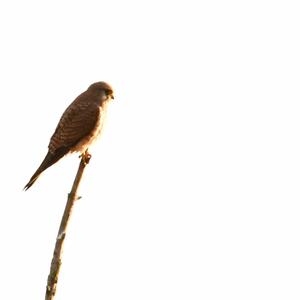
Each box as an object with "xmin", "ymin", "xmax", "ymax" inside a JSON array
[{"xmin": 111, "ymin": 94, "xmax": 114, "ymax": 100}]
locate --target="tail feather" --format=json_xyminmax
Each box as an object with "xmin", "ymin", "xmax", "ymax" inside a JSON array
[{"xmin": 24, "ymin": 147, "xmax": 69, "ymax": 191}]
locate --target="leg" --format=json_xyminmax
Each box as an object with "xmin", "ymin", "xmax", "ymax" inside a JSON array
[{"xmin": 80, "ymin": 149, "xmax": 92, "ymax": 165}]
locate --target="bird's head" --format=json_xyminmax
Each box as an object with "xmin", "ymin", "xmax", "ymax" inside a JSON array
[{"xmin": 88, "ymin": 81, "xmax": 114, "ymax": 101}]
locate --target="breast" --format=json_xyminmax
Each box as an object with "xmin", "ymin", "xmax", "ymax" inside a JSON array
[{"xmin": 71, "ymin": 105, "xmax": 108, "ymax": 153}]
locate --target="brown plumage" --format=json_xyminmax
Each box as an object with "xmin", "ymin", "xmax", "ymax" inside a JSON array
[{"xmin": 24, "ymin": 81, "xmax": 114, "ymax": 190}]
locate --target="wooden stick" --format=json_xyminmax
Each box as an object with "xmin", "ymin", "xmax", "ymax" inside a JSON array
[{"xmin": 45, "ymin": 152, "xmax": 91, "ymax": 300}]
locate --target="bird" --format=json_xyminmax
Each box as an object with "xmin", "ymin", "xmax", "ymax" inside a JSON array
[{"xmin": 24, "ymin": 81, "xmax": 114, "ymax": 190}]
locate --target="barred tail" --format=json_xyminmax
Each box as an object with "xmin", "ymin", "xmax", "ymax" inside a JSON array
[{"xmin": 24, "ymin": 148, "xmax": 68, "ymax": 191}]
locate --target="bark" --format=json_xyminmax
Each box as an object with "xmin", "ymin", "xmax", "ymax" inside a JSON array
[{"xmin": 45, "ymin": 153, "xmax": 91, "ymax": 300}]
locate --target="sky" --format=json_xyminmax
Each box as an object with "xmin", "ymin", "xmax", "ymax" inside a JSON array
[{"xmin": 0, "ymin": 0, "xmax": 300, "ymax": 299}]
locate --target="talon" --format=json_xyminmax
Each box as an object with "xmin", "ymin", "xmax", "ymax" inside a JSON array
[{"xmin": 81, "ymin": 150, "xmax": 91, "ymax": 164}]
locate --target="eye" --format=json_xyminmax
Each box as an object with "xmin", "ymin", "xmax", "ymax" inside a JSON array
[{"xmin": 106, "ymin": 89, "xmax": 114, "ymax": 97}]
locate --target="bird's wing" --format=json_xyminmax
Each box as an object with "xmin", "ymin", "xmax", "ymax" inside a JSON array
[{"xmin": 49, "ymin": 100, "xmax": 100, "ymax": 153}]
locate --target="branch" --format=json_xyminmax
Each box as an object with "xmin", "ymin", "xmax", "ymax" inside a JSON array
[{"xmin": 45, "ymin": 152, "xmax": 91, "ymax": 300}]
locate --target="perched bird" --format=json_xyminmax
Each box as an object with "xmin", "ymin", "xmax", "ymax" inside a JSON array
[{"xmin": 24, "ymin": 81, "xmax": 114, "ymax": 190}]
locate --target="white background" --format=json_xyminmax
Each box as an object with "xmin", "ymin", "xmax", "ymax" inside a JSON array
[{"xmin": 0, "ymin": 0, "xmax": 299, "ymax": 299}]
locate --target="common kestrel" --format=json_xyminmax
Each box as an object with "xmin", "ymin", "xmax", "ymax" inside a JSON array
[{"xmin": 24, "ymin": 81, "xmax": 114, "ymax": 190}]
